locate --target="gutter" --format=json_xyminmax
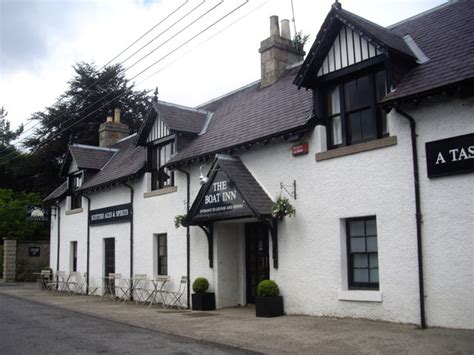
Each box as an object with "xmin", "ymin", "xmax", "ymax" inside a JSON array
[
  {"xmin": 52, "ymin": 203, "xmax": 61, "ymax": 272},
  {"xmin": 83, "ymin": 195, "xmax": 91, "ymax": 294},
  {"xmin": 177, "ymin": 168, "xmax": 191, "ymax": 309},
  {"xmin": 123, "ymin": 183, "xmax": 135, "ymax": 286},
  {"xmin": 395, "ymin": 106, "xmax": 426, "ymax": 329}
]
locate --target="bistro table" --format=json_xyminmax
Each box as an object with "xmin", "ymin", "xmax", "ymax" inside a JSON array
[{"xmin": 146, "ymin": 276, "xmax": 170, "ymax": 308}]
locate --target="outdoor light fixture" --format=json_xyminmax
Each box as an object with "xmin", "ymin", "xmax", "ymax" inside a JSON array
[{"xmin": 199, "ymin": 165, "xmax": 209, "ymax": 185}]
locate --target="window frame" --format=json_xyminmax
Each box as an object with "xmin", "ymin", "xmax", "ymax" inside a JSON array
[
  {"xmin": 69, "ymin": 173, "xmax": 82, "ymax": 210},
  {"xmin": 71, "ymin": 241, "xmax": 78, "ymax": 272},
  {"xmin": 324, "ymin": 66, "xmax": 388, "ymax": 149},
  {"xmin": 346, "ymin": 216, "xmax": 379, "ymax": 290},
  {"xmin": 157, "ymin": 234, "xmax": 168, "ymax": 276},
  {"xmin": 150, "ymin": 140, "xmax": 175, "ymax": 191}
]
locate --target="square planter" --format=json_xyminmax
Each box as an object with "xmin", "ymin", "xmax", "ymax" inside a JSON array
[
  {"xmin": 192, "ymin": 292, "xmax": 216, "ymax": 311},
  {"xmin": 255, "ymin": 296, "xmax": 284, "ymax": 317}
]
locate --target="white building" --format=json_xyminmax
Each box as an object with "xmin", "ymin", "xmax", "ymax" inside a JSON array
[{"xmin": 45, "ymin": 0, "xmax": 473, "ymax": 329}]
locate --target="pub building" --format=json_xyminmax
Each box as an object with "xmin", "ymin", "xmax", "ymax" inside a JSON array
[{"xmin": 44, "ymin": 0, "xmax": 473, "ymax": 329}]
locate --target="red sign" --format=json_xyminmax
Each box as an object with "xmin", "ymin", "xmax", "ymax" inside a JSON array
[{"xmin": 292, "ymin": 143, "xmax": 309, "ymax": 156}]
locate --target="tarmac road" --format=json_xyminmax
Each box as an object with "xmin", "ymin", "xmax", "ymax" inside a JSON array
[{"xmin": 0, "ymin": 293, "xmax": 255, "ymax": 355}]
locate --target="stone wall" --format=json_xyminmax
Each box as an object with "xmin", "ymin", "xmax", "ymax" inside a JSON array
[{"xmin": 2, "ymin": 239, "xmax": 50, "ymax": 282}]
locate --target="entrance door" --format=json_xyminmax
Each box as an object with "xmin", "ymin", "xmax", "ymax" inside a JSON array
[
  {"xmin": 104, "ymin": 238, "xmax": 115, "ymax": 295},
  {"xmin": 245, "ymin": 222, "xmax": 269, "ymax": 304}
]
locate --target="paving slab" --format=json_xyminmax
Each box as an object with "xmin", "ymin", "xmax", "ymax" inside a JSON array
[{"xmin": 0, "ymin": 283, "xmax": 473, "ymax": 354}]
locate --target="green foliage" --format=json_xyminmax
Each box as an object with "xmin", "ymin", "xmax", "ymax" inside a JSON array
[
  {"xmin": 0, "ymin": 106, "xmax": 23, "ymax": 147},
  {"xmin": 257, "ymin": 279, "xmax": 280, "ymax": 297},
  {"xmin": 271, "ymin": 196, "xmax": 296, "ymax": 219},
  {"xmin": 174, "ymin": 214, "xmax": 187, "ymax": 229},
  {"xmin": 192, "ymin": 277, "xmax": 209, "ymax": 294},
  {"xmin": 292, "ymin": 31, "xmax": 310, "ymax": 52},
  {"xmin": 0, "ymin": 189, "xmax": 48, "ymax": 240}
]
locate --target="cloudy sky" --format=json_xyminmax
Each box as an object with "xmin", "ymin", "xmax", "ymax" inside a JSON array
[{"xmin": 1, "ymin": 0, "xmax": 445, "ymax": 145}]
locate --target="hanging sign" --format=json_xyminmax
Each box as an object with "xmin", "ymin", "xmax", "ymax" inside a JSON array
[
  {"xmin": 89, "ymin": 203, "xmax": 132, "ymax": 226},
  {"xmin": 26, "ymin": 205, "xmax": 49, "ymax": 221},
  {"xmin": 425, "ymin": 133, "xmax": 474, "ymax": 178},
  {"xmin": 29, "ymin": 247, "xmax": 40, "ymax": 257},
  {"xmin": 196, "ymin": 171, "xmax": 247, "ymax": 217}
]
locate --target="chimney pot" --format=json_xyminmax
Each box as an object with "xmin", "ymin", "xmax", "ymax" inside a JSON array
[
  {"xmin": 281, "ymin": 19, "xmax": 291, "ymax": 40},
  {"xmin": 114, "ymin": 108, "xmax": 121, "ymax": 123},
  {"xmin": 270, "ymin": 15, "xmax": 280, "ymax": 37},
  {"xmin": 106, "ymin": 116, "xmax": 113, "ymax": 123}
]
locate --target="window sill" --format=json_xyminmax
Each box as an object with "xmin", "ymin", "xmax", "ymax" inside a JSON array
[
  {"xmin": 66, "ymin": 208, "xmax": 83, "ymax": 215},
  {"xmin": 143, "ymin": 186, "xmax": 177, "ymax": 198},
  {"xmin": 338, "ymin": 290, "xmax": 382, "ymax": 303},
  {"xmin": 316, "ymin": 136, "xmax": 397, "ymax": 161}
]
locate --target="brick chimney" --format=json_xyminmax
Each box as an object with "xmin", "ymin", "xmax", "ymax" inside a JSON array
[
  {"xmin": 99, "ymin": 108, "xmax": 129, "ymax": 147},
  {"xmin": 259, "ymin": 16, "xmax": 305, "ymax": 88}
]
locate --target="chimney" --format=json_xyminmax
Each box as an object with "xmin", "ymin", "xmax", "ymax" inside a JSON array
[
  {"xmin": 259, "ymin": 15, "xmax": 305, "ymax": 88},
  {"xmin": 99, "ymin": 108, "xmax": 129, "ymax": 147}
]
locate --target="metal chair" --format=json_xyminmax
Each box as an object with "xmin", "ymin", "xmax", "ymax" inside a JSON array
[
  {"xmin": 165, "ymin": 276, "xmax": 187, "ymax": 309},
  {"xmin": 36, "ymin": 269, "xmax": 51, "ymax": 290}
]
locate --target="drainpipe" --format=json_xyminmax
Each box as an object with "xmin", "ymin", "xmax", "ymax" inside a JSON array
[
  {"xmin": 123, "ymin": 183, "xmax": 134, "ymax": 281},
  {"xmin": 178, "ymin": 168, "xmax": 191, "ymax": 309},
  {"xmin": 83, "ymin": 195, "xmax": 91, "ymax": 294},
  {"xmin": 52, "ymin": 203, "xmax": 61, "ymax": 271},
  {"xmin": 395, "ymin": 106, "xmax": 426, "ymax": 329}
]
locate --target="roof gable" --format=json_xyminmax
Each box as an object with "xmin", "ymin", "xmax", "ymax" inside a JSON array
[{"xmin": 295, "ymin": 3, "xmax": 415, "ymax": 88}]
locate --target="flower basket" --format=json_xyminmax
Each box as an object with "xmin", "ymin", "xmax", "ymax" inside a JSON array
[
  {"xmin": 271, "ymin": 196, "xmax": 296, "ymax": 220},
  {"xmin": 174, "ymin": 214, "xmax": 187, "ymax": 229}
]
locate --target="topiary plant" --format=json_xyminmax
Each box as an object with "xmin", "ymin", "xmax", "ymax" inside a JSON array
[
  {"xmin": 192, "ymin": 277, "xmax": 209, "ymax": 294},
  {"xmin": 257, "ymin": 279, "xmax": 279, "ymax": 297}
]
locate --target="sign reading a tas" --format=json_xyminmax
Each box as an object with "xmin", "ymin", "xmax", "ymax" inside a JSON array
[
  {"xmin": 89, "ymin": 203, "xmax": 132, "ymax": 226},
  {"xmin": 426, "ymin": 133, "xmax": 474, "ymax": 178}
]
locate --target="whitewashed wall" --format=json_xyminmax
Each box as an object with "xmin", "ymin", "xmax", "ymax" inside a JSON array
[{"xmin": 394, "ymin": 97, "xmax": 474, "ymax": 329}]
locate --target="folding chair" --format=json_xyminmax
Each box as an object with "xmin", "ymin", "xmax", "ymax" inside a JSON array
[
  {"xmin": 166, "ymin": 276, "xmax": 187, "ymax": 309},
  {"xmin": 36, "ymin": 269, "xmax": 51, "ymax": 290},
  {"xmin": 47, "ymin": 271, "xmax": 67, "ymax": 293},
  {"xmin": 66, "ymin": 272, "xmax": 79, "ymax": 294}
]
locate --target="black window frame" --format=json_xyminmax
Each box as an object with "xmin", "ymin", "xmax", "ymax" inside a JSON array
[
  {"xmin": 324, "ymin": 66, "xmax": 388, "ymax": 149},
  {"xmin": 150, "ymin": 141, "xmax": 175, "ymax": 191},
  {"xmin": 69, "ymin": 173, "xmax": 82, "ymax": 210},
  {"xmin": 157, "ymin": 234, "xmax": 168, "ymax": 276},
  {"xmin": 71, "ymin": 241, "xmax": 78, "ymax": 272},
  {"xmin": 346, "ymin": 216, "xmax": 379, "ymax": 290}
]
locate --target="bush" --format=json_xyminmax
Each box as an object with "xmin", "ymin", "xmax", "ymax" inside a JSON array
[
  {"xmin": 257, "ymin": 279, "xmax": 279, "ymax": 297},
  {"xmin": 192, "ymin": 277, "xmax": 209, "ymax": 294}
]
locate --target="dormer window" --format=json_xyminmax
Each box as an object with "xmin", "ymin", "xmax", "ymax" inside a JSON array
[
  {"xmin": 69, "ymin": 173, "xmax": 82, "ymax": 210},
  {"xmin": 326, "ymin": 70, "xmax": 387, "ymax": 149},
  {"xmin": 150, "ymin": 141, "xmax": 175, "ymax": 191}
]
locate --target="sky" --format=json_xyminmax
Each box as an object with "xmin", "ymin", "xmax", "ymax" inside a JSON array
[{"xmin": 0, "ymin": 0, "xmax": 446, "ymax": 146}]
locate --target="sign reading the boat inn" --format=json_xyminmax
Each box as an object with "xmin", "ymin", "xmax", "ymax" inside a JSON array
[
  {"xmin": 426, "ymin": 133, "xmax": 474, "ymax": 178},
  {"xmin": 89, "ymin": 203, "xmax": 132, "ymax": 225},
  {"xmin": 198, "ymin": 171, "xmax": 244, "ymax": 216}
]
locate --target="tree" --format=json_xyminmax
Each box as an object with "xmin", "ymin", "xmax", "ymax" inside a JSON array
[
  {"xmin": 0, "ymin": 106, "xmax": 23, "ymax": 147},
  {"xmin": 22, "ymin": 62, "xmax": 151, "ymax": 195}
]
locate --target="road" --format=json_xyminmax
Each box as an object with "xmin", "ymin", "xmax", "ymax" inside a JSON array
[{"xmin": 0, "ymin": 294, "xmax": 254, "ymax": 354}]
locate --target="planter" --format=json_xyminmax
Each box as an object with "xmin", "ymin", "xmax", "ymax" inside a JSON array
[
  {"xmin": 255, "ymin": 295, "xmax": 284, "ymax": 317},
  {"xmin": 192, "ymin": 292, "xmax": 216, "ymax": 311}
]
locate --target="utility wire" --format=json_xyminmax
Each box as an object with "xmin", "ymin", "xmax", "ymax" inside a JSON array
[
  {"xmin": 5, "ymin": 0, "xmax": 190, "ymax": 153},
  {"xmin": 0, "ymin": 0, "xmax": 251, "ymax": 165}
]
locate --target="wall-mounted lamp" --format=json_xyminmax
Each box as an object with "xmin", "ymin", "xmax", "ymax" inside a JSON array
[{"xmin": 199, "ymin": 165, "xmax": 209, "ymax": 185}]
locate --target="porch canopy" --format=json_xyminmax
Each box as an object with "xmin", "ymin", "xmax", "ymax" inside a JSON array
[{"xmin": 186, "ymin": 154, "xmax": 279, "ymax": 268}]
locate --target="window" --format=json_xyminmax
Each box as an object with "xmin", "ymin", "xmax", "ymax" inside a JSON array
[
  {"xmin": 69, "ymin": 173, "xmax": 82, "ymax": 209},
  {"xmin": 346, "ymin": 217, "xmax": 379, "ymax": 290},
  {"xmin": 71, "ymin": 241, "xmax": 78, "ymax": 272},
  {"xmin": 150, "ymin": 141, "xmax": 174, "ymax": 190},
  {"xmin": 157, "ymin": 234, "xmax": 167, "ymax": 275},
  {"xmin": 327, "ymin": 70, "xmax": 387, "ymax": 148}
]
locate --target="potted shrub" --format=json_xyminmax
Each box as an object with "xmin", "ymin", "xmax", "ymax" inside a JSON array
[
  {"xmin": 191, "ymin": 277, "xmax": 216, "ymax": 311},
  {"xmin": 255, "ymin": 279, "xmax": 284, "ymax": 317},
  {"xmin": 271, "ymin": 196, "xmax": 296, "ymax": 220}
]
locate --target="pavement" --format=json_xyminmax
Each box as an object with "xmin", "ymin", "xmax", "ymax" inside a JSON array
[{"xmin": 0, "ymin": 282, "xmax": 473, "ymax": 354}]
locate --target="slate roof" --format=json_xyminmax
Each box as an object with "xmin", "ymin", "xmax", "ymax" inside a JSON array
[
  {"xmin": 78, "ymin": 134, "xmax": 146, "ymax": 193},
  {"xmin": 167, "ymin": 67, "xmax": 314, "ymax": 167},
  {"xmin": 43, "ymin": 181, "xmax": 68, "ymax": 203},
  {"xmin": 383, "ymin": 0, "xmax": 474, "ymax": 102},
  {"xmin": 187, "ymin": 155, "xmax": 273, "ymax": 225},
  {"xmin": 69, "ymin": 145, "xmax": 116, "ymax": 171},
  {"xmin": 136, "ymin": 101, "xmax": 208, "ymax": 145}
]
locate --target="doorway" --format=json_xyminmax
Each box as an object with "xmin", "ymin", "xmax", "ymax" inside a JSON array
[
  {"xmin": 245, "ymin": 222, "xmax": 269, "ymax": 304},
  {"xmin": 104, "ymin": 238, "xmax": 115, "ymax": 295}
]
